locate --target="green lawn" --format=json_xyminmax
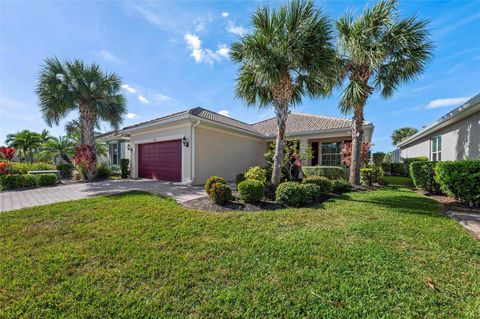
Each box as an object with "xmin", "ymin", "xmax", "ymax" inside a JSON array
[
  {"xmin": 382, "ymin": 175, "xmax": 413, "ymax": 187},
  {"xmin": 1, "ymin": 187, "xmax": 479, "ymax": 318}
]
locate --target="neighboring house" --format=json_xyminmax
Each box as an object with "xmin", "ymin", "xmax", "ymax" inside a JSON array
[
  {"xmin": 396, "ymin": 94, "xmax": 480, "ymax": 162},
  {"xmin": 98, "ymin": 107, "xmax": 374, "ymax": 185}
]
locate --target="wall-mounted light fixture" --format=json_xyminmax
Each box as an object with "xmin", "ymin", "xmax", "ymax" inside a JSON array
[
  {"xmin": 182, "ymin": 136, "xmax": 189, "ymax": 147},
  {"xmin": 127, "ymin": 144, "xmax": 131, "ymax": 151}
]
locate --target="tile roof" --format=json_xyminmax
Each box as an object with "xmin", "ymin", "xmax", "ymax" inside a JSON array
[
  {"xmin": 252, "ymin": 112, "xmax": 358, "ymax": 136},
  {"xmin": 99, "ymin": 107, "xmax": 370, "ymax": 138}
]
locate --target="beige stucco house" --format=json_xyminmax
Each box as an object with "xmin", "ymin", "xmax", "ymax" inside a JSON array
[
  {"xmin": 396, "ymin": 94, "xmax": 480, "ymax": 162},
  {"xmin": 98, "ymin": 108, "xmax": 373, "ymax": 185}
]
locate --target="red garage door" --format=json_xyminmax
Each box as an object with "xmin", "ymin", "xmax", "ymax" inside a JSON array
[{"xmin": 138, "ymin": 140, "xmax": 182, "ymax": 182}]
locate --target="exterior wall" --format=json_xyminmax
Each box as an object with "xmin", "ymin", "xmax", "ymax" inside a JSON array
[
  {"xmin": 194, "ymin": 125, "xmax": 266, "ymax": 184},
  {"xmin": 400, "ymin": 111, "xmax": 480, "ymax": 161},
  {"xmin": 129, "ymin": 120, "xmax": 193, "ymax": 183}
]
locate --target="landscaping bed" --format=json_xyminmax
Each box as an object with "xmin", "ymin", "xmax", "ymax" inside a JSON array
[{"xmin": 182, "ymin": 195, "xmax": 285, "ymax": 212}]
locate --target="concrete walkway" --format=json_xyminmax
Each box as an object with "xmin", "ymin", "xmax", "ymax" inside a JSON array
[
  {"xmin": 0, "ymin": 179, "xmax": 207, "ymax": 212},
  {"xmin": 446, "ymin": 209, "xmax": 480, "ymax": 240}
]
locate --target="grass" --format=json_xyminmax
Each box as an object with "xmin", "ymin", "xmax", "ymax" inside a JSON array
[
  {"xmin": 0, "ymin": 187, "xmax": 479, "ymax": 318},
  {"xmin": 382, "ymin": 175, "xmax": 413, "ymax": 187}
]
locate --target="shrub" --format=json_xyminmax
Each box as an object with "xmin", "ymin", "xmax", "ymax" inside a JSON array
[
  {"xmin": 302, "ymin": 183, "xmax": 322, "ymax": 204},
  {"xmin": 110, "ymin": 164, "xmax": 121, "ymax": 175},
  {"xmin": 360, "ymin": 167, "xmax": 383, "ymax": 186},
  {"xmin": 235, "ymin": 173, "xmax": 246, "ymax": 186},
  {"xmin": 381, "ymin": 162, "xmax": 407, "ymax": 176},
  {"xmin": 120, "ymin": 159, "xmax": 129, "ymax": 179},
  {"xmin": 410, "ymin": 161, "xmax": 440, "ymax": 193},
  {"xmin": 96, "ymin": 163, "xmax": 111, "ymax": 179},
  {"xmin": 435, "ymin": 160, "xmax": 480, "ymax": 203},
  {"xmin": 37, "ymin": 173, "xmax": 58, "ymax": 186},
  {"xmin": 303, "ymin": 176, "xmax": 333, "ymax": 193},
  {"xmin": 11, "ymin": 162, "xmax": 55, "ymax": 174},
  {"xmin": 245, "ymin": 166, "xmax": 267, "ymax": 183},
  {"xmin": 403, "ymin": 157, "xmax": 428, "ymax": 176},
  {"xmin": 205, "ymin": 176, "xmax": 226, "ymax": 194},
  {"xmin": 275, "ymin": 182, "xmax": 308, "ymax": 207},
  {"xmin": 332, "ymin": 179, "xmax": 351, "ymax": 194},
  {"xmin": 302, "ymin": 166, "xmax": 344, "ymax": 180},
  {"xmin": 208, "ymin": 182, "xmax": 232, "ymax": 204},
  {"xmin": 0, "ymin": 174, "xmax": 39, "ymax": 189},
  {"xmin": 57, "ymin": 163, "xmax": 74, "ymax": 179},
  {"xmin": 372, "ymin": 152, "xmax": 386, "ymax": 167},
  {"xmin": 237, "ymin": 179, "xmax": 265, "ymax": 203}
]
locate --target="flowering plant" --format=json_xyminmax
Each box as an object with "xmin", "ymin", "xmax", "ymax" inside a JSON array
[
  {"xmin": 73, "ymin": 145, "xmax": 97, "ymax": 181},
  {"xmin": 0, "ymin": 146, "xmax": 16, "ymax": 175}
]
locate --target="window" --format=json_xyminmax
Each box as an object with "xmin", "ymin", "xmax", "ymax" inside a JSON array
[
  {"xmin": 321, "ymin": 142, "xmax": 342, "ymax": 166},
  {"xmin": 431, "ymin": 135, "xmax": 441, "ymax": 161},
  {"xmin": 110, "ymin": 143, "xmax": 118, "ymax": 165}
]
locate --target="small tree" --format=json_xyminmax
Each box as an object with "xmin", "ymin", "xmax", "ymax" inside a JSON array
[
  {"xmin": 392, "ymin": 127, "xmax": 418, "ymax": 145},
  {"xmin": 264, "ymin": 139, "xmax": 312, "ymax": 181},
  {"xmin": 343, "ymin": 142, "xmax": 370, "ymax": 168},
  {"xmin": 372, "ymin": 152, "xmax": 386, "ymax": 167}
]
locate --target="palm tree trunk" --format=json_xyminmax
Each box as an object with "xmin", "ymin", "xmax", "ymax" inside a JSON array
[
  {"xmin": 349, "ymin": 105, "xmax": 364, "ymax": 185},
  {"xmin": 79, "ymin": 102, "xmax": 97, "ymax": 181},
  {"xmin": 272, "ymin": 104, "xmax": 289, "ymax": 186}
]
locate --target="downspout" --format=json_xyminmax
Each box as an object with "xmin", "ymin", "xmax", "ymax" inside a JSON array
[{"xmin": 190, "ymin": 120, "xmax": 201, "ymax": 184}]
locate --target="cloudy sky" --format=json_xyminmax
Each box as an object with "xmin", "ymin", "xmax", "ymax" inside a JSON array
[{"xmin": 0, "ymin": 0, "xmax": 479, "ymax": 152}]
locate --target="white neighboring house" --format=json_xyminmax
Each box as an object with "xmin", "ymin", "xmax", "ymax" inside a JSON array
[
  {"xmin": 396, "ymin": 94, "xmax": 480, "ymax": 162},
  {"xmin": 98, "ymin": 107, "xmax": 374, "ymax": 185}
]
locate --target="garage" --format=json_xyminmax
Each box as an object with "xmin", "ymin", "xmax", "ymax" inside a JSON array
[{"xmin": 138, "ymin": 140, "xmax": 182, "ymax": 182}]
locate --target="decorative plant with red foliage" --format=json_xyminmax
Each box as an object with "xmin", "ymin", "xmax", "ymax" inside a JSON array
[
  {"xmin": 0, "ymin": 146, "xmax": 16, "ymax": 175},
  {"xmin": 342, "ymin": 142, "xmax": 371, "ymax": 168},
  {"xmin": 73, "ymin": 145, "xmax": 97, "ymax": 180}
]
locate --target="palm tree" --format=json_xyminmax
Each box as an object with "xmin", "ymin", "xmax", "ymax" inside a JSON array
[
  {"xmin": 36, "ymin": 57, "xmax": 126, "ymax": 180},
  {"xmin": 336, "ymin": 0, "xmax": 433, "ymax": 185},
  {"xmin": 5, "ymin": 130, "xmax": 42, "ymax": 162},
  {"xmin": 230, "ymin": 0, "xmax": 337, "ymax": 186},
  {"xmin": 65, "ymin": 119, "xmax": 101, "ymax": 137},
  {"xmin": 39, "ymin": 136, "xmax": 76, "ymax": 164}
]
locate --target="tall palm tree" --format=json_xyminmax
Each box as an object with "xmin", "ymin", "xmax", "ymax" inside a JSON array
[
  {"xmin": 231, "ymin": 0, "xmax": 337, "ymax": 186},
  {"xmin": 5, "ymin": 130, "xmax": 42, "ymax": 162},
  {"xmin": 39, "ymin": 136, "xmax": 76, "ymax": 164},
  {"xmin": 336, "ymin": 0, "xmax": 433, "ymax": 185},
  {"xmin": 36, "ymin": 57, "xmax": 126, "ymax": 180}
]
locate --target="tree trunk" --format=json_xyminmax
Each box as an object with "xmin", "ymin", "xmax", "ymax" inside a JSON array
[
  {"xmin": 349, "ymin": 105, "xmax": 364, "ymax": 185},
  {"xmin": 79, "ymin": 102, "xmax": 97, "ymax": 181},
  {"xmin": 271, "ymin": 104, "xmax": 289, "ymax": 186}
]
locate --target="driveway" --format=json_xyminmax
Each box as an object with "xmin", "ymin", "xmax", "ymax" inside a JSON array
[{"xmin": 0, "ymin": 179, "xmax": 207, "ymax": 212}]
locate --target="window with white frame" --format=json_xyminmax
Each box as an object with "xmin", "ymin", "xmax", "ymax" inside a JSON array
[
  {"xmin": 431, "ymin": 135, "xmax": 441, "ymax": 161},
  {"xmin": 321, "ymin": 142, "xmax": 342, "ymax": 166}
]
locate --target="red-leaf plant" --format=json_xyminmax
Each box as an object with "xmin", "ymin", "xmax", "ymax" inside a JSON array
[
  {"xmin": 73, "ymin": 145, "xmax": 96, "ymax": 180},
  {"xmin": 0, "ymin": 146, "xmax": 16, "ymax": 175},
  {"xmin": 342, "ymin": 141, "xmax": 371, "ymax": 168}
]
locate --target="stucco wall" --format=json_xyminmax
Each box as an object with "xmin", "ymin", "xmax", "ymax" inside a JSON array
[
  {"xmin": 194, "ymin": 125, "xmax": 266, "ymax": 184},
  {"xmin": 400, "ymin": 111, "xmax": 480, "ymax": 160}
]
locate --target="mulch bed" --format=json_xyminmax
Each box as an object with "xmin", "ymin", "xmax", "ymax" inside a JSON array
[
  {"xmin": 414, "ymin": 189, "xmax": 480, "ymax": 213},
  {"xmin": 182, "ymin": 196, "xmax": 285, "ymax": 212}
]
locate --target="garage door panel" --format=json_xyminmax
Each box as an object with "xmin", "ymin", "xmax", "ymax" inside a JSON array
[{"xmin": 138, "ymin": 140, "xmax": 181, "ymax": 181}]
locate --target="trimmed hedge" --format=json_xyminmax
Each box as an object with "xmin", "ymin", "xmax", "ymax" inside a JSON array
[
  {"xmin": 303, "ymin": 176, "xmax": 333, "ymax": 193},
  {"xmin": 120, "ymin": 159, "xmax": 129, "ymax": 179},
  {"xmin": 11, "ymin": 162, "xmax": 55, "ymax": 174},
  {"xmin": 381, "ymin": 162, "xmax": 406, "ymax": 176},
  {"xmin": 302, "ymin": 166, "xmax": 345, "ymax": 180},
  {"xmin": 360, "ymin": 167, "xmax": 384, "ymax": 186},
  {"xmin": 57, "ymin": 163, "xmax": 74, "ymax": 179},
  {"xmin": 410, "ymin": 161, "xmax": 441, "ymax": 193},
  {"xmin": 37, "ymin": 173, "xmax": 58, "ymax": 186},
  {"xmin": 237, "ymin": 179, "xmax": 265, "ymax": 203},
  {"xmin": 404, "ymin": 157, "xmax": 428, "ymax": 176},
  {"xmin": 245, "ymin": 166, "xmax": 267, "ymax": 183},
  {"xmin": 208, "ymin": 183, "xmax": 232, "ymax": 204},
  {"xmin": 96, "ymin": 163, "xmax": 111, "ymax": 179},
  {"xmin": 435, "ymin": 160, "xmax": 480, "ymax": 203},
  {"xmin": 275, "ymin": 182, "xmax": 308, "ymax": 207},
  {"xmin": 205, "ymin": 176, "xmax": 226, "ymax": 193},
  {"xmin": 0, "ymin": 174, "xmax": 39, "ymax": 189},
  {"xmin": 332, "ymin": 179, "xmax": 351, "ymax": 194},
  {"xmin": 302, "ymin": 184, "xmax": 322, "ymax": 204},
  {"xmin": 235, "ymin": 173, "xmax": 246, "ymax": 186}
]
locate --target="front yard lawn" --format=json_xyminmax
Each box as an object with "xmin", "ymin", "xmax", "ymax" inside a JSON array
[{"xmin": 1, "ymin": 187, "xmax": 479, "ymax": 318}]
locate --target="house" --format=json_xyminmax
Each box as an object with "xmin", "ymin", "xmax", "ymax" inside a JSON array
[
  {"xmin": 98, "ymin": 107, "xmax": 374, "ymax": 185},
  {"xmin": 396, "ymin": 94, "xmax": 480, "ymax": 162}
]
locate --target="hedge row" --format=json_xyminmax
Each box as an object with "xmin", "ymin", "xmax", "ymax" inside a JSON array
[
  {"xmin": 410, "ymin": 161, "xmax": 441, "ymax": 194},
  {"xmin": 10, "ymin": 162, "xmax": 56, "ymax": 174},
  {"xmin": 302, "ymin": 166, "xmax": 346, "ymax": 180},
  {"xmin": 0, "ymin": 173, "xmax": 58, "ymax": 190}
]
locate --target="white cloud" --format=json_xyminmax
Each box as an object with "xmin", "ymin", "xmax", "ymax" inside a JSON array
[
  {"xmin": 126, "ymin": 113, "xmax": 137, "ymax": 119},
  {"xmin": 184, "ymin": 33, "xmax": 229, "ymax": 64},
  {"xmin": 138, "ymin": 95, "xmax": 149, "ymax": 104},
  {"xmin": 227, "ymin": 21, "xmax": 247, "ymax": 36},
  {"xmin": 156, "ymin": 93, "xmax": 172, "ymax": 102},
  {"xmin": 218, "ymin": 110, "xmax": 230, "ymax": 117},
  {"xmin": 121, "ymin": 84, "xmax": 137, "ymax": 94},
  {"xmin": 194, "ymin": 19, "xmax": 205, "ymax": 32},
  {"xmin": 99, "ymin": 50, "xmax": 122, "ymax": 63},
  {"xmin": 221, "ymin": 12, "xmax": 229, "ymax": 18},
  {"xmin": 426, "ymin": 96, "xmax": 471, "ymax": 109}
]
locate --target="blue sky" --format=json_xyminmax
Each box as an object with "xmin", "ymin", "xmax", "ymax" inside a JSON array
[{"xmin": 1, "ymin": 0, "xmax": 479, "ymax": 152}]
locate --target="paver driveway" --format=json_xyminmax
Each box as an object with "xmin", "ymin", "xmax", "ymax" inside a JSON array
[{"xmin": 0, "ymin": 179, "xmax": 206, "ymax": 212}]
